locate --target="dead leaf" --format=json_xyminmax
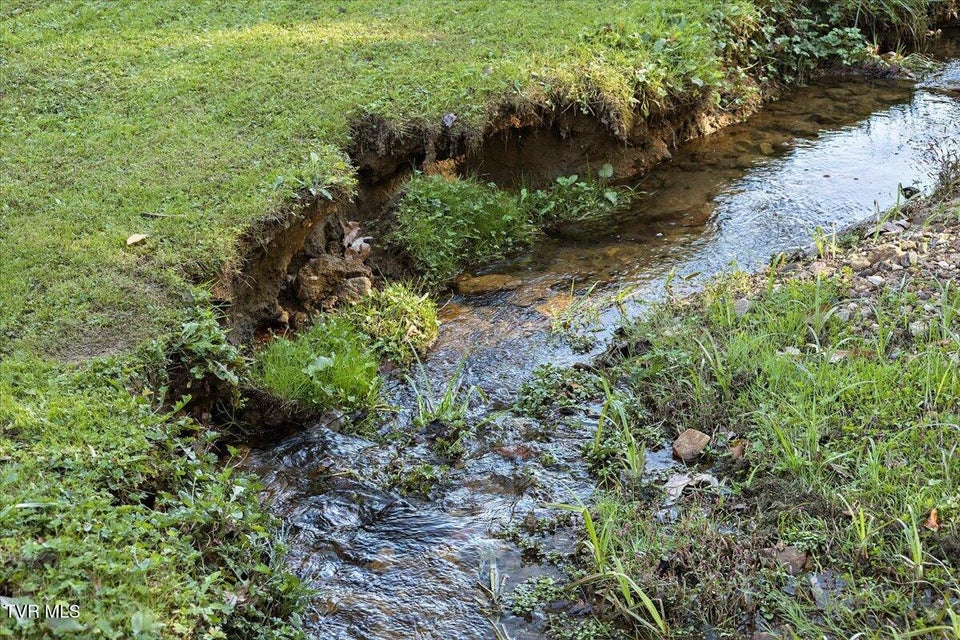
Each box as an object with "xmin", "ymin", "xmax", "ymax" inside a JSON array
[
  {"xmin": 342, "ymin": 220, "xmax": 362, "ymax": 247},
  {"xmin": 924, "ymin": 508, "xmax": 940, "ymax": 532},
  {"xmin": 730, "ymin": 440, "xmax": 746, "ymax": 460},
  {"xmin": 827, "ymin": 350, "xmax": 850, "ymax": 364},
  {"xmin": 126, "ymin": 233, "xmax": 149, "ymax": 246},
  {"xmin": 664, "ymin": 472, "xmax": 719, "ymax": 505}
]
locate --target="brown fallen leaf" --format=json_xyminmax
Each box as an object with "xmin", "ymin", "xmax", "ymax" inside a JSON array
[
  {"xmin": 126, "ymin": 233, "xmax": 149, "ymax": 246},
  {"xmin": 730, "ymin": 440, "xmax": 746, "ymax": 460},
  {"xmin": 664, "ymin": 472, "xmax": 719, "ymax": 505},
  {"xmin": 924, "ymin": 508, "xmax": 940, "ymax": 532}
]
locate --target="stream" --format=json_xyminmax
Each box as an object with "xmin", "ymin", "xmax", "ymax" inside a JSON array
[{"xmin": 241, "ymin": 35, "xmax": 960, "ymax": 640}]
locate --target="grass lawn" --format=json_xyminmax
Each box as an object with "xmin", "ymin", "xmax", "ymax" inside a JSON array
[{"xmin": 1, "ymin": 0, "xmax": 731, "ymax": 358}]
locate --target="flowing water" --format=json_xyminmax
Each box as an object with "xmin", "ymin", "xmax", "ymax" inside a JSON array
[{"xmin": 241, "ymin": 37, "xmax": 960, "ymax": 640}]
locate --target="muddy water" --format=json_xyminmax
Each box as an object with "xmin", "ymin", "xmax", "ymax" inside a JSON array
[{"xmin": 242, "ymin": 41, "xmax": 960, "ymax": 640}]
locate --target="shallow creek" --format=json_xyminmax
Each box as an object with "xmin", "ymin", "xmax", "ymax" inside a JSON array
[{"xmin": 241, "ymin": 38, "xmax": 960, "ymax": 640}]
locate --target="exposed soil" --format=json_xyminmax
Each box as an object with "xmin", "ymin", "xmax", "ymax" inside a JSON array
[{"xmin": 217, "ymin": 82, "xmax": 767, "ymax": 341}]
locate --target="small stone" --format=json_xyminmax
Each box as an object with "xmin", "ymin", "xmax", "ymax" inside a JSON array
[
  {"xmin": 849, "ymin": 255, "xmax": 870, "ymax": 271},
  {"xmin": 836, "ymin": 309, "xmax": 852, "ymax": 322},
  {"xmin": 734, "ymin": 297, "xmax": 752, "ymax": 318},
  {"xmin": 902, "ymin": 250, "xmax": 919, "ymax": 266},
  {"xmin": 776, "ymin": 546, "xmax": 808, "ymax": 575},
  {"xmin": 909, "ymin": 321, "xmax": 928, "ymax": 337},
  {"xmin": 672, "ymin": 429, "xmax": 710, "ymax": 462},
  {"xmin": 759, "ymin": 142, "xmax": 775, "ymax": 155},
  {"xmin": 337, "ymin": 276, "xmax": 372, "ymax": 303},
  {"xmin": 809, "ymin": 261, "xmax": 831, "ymax": 277},
  {"xmin": 753, "ymin": 634, "xmax": 779, "ymax": 640},
  {"xmin": 866, "ymin": 275, "xmax": 885, "ymax": 287},
  {"xmin": 869, "ymin": 244, "xmax": 903, "ymax": 265}
]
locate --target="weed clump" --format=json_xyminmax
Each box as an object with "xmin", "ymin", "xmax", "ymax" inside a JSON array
[
  {"xmin": 516, "ymin": 363, "xmax": 606, "ymax": 419},
  {"xmin": 343, "ymin": 283, "xmax": 439, "ymax": 364},
  {"xmin": 392, "ymin": 175, "xmax": 535, "ymax": 286},
  {"xmin": 392, "ymin": 170, "xmax": 633, "ymax": 286},
  {"xmin": 255, "ymin": 316, "xmax": 381, "ymax": 412}
]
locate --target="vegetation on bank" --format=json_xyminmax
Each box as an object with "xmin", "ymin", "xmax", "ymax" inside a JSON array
[
  {"xmin": 514, "ymin": 187, "xmax": 960, "ymax": 637},
  {"xmin": 254, "ymin": 282, "xmax": 439, "ymax": 415},
  {"xmin": 1, "ymin": 1, "xmax": 953, "ymax": 638},
  {"xmin": 0, "ymin": 343, "xmax": 308, "ymax": 639},
  {"xmin": 391, "ymin": 169, "xmax": 632, "ymax": 285}
]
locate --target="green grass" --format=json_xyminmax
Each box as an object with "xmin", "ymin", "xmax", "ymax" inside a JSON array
[
  {"xmin": 391, "ymin": 174, "xmax": 537, "ymax": 285},
  {"xmin": 391, "ymin": 170, "xmax": 636, "ymax": 285},
  {"xmin": 557, "ymin": 271, "xmax": 960, "ymax": 637},
  {"xmin": 254, "ymin": 316, "xmax": 381, "ymax": 414},
  {"xmin": 0, "ymin": 354, "xmax": 307, "ymax": 639},
  {"xmin": 342, "ymin": 282, "xmax": 439, "ymax": 364},
  {"xmin": 1, "ymin": 0, "xmax": 735, "ymax": 355}
]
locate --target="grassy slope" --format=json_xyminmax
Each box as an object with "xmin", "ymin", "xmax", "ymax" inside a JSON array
[{"xmin": 1, "ymin": 0, "xmax": 723, "ymax": 357}]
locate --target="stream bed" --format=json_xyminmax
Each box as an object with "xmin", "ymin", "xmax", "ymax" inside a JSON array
[{"xmin": 241, "ymin": 37, "xmax": 960, "ymax": 640}]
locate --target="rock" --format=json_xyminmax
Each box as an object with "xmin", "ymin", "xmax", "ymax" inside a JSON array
[
  {"xmin": 809, "ymin": 261, "xmax": 831, "ymax": 277},
  {"xmin": 456, "ymin": 274, "xmax": 522, "ymax": 295},
  {"xmin": 902, "ymin": 251, "xmax": 919, "ymax": 266},
  {"xmin": 909, "ymin": 321, "xmax": 928, "ymax": 337},
  {"xmin": 337, "ymin": 276, "xmax": 372, "ymax": 303},
  {"xmin": 672, "ymin": 429, "xmax": 710, "ymax": 462},
  {"xmin": 866, "ymin": 275, "xmax": 885, "ymax": 287},
  {"xmin": 734, "ymin": 297, "xmax": 752, "ymax": 318},
  {"xmin": 297, "ymin": 254, "xmax": 373, "ymax": 308},
  {"xmin": 848, "ymin": 256, "xmax": 871, "ymax": 271},
  {"xmin": 775, "ymin": 546, "xmax": 808, "ymax": 575},
  {"xmin": 836, "ymin": 309, "xmax": 852, "ymax": 322},
  {"xmin": 126, "ymin": 233, "xmax": 149, "ymax": 246},
  {"xmin": 869, "ymin": 244, "xmax": 903, "ymax": 265},
  {"xmin": 759, "ymin": 142, "xmax": 775, "ymax": 155},
  {"xmin": 753, "ymin": 634, "xmax": 779, "ymax": 640}
]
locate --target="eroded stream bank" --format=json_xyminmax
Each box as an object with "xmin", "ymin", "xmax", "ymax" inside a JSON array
[{"xmin": 240, "ymin": 37, "xmax": 960, "ymax": 640}]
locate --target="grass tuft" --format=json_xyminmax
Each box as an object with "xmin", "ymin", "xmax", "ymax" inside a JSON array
[{"xmin": 254, "ymin": 316, "xmax": 381, "ymax": 414}]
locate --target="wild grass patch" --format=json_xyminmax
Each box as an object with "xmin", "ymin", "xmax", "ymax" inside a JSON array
[
  {"xmin": 254, "ymin": 316, "xmax": 381, "ymax": 413},
  {"xmin": 342, "ymin": 282, "xmax": 439, "ymax": 364},
  {"xmin": 551, "ymin": 271, "xmax": 960, "ymax": 636}
]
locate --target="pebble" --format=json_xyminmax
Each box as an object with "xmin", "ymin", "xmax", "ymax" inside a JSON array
[
  {"xmin": 866, "ymin": 275, "xmax": 885, "ymax": 286},
  {"xmin": 672, "ymin": 429, "xmax": 711, "ymax": 462}
]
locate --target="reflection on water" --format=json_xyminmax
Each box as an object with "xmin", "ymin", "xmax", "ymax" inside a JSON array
[{"xmin": 243, "ymin": 41, "xmax": 960, "ymax": 640}]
